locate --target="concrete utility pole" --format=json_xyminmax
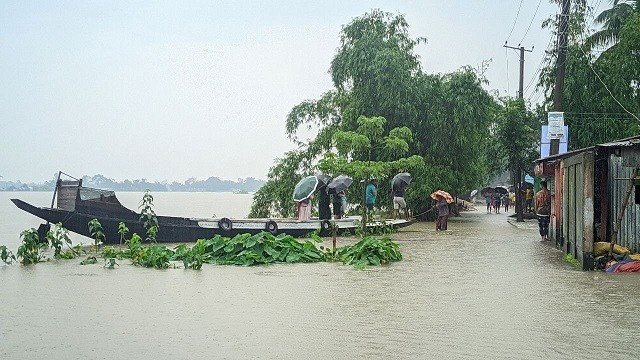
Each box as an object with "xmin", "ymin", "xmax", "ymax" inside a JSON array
[
  {"xmin": 550, "ymin": 0, "xmax": 571, "ymax": 156},
  {"xmin": 504, "ymin": 43, "xmax": 533, "ymax": 222}
]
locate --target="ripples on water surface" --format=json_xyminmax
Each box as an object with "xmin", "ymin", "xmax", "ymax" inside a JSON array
[{"xmin": 2, "ymin": 193, "xmax": 640, "ymax": 359}]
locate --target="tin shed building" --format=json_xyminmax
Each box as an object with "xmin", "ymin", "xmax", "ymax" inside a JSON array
[{"xmin": 534, "ymin": 135, "xmax": 640, "ymax": 270}]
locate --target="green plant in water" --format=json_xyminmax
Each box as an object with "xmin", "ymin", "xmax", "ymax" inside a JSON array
[
  {"xmin": 125, "ymin": 233, "xmax": 143, "ymax": 261},
  {"xmin": 16, "ymin": 228, "xmax": 48, "ymax": 265},
  {"xmin": 172, "ymin": 241, "xmax": 211, "ymax": 270},
  {"xmin": 0, "ymin": 245, "xmax": 16, "ymax": 265},
  {"xmin": 80, "ymin": 256, "xmax": 98, "ymax": 265},
  {"xmin": 133, "ymin": 244, "xmax": 173, "ymax": 269},
  {"xmin": 104, "ymin": 258, "xmax": 119, "ymax": 269},
  {"xmin": 564, "ymin": 254, "xmax": 580, "ymax": 268},
  {"xmin": 46, "ymin": 223, "xmax": 75, "ymax": 259},
  {"xmin": 60, "ymin": 243, "xmax": 86, "ymax": 259},
  {"xmin": 145, "ymin": 226, "xmax": 158, "ymax": 244},
  {"xmin": 88, "ymin": 219, "xmax": 105, "ymax": 252},
  {"xmin": 336, "ymin": 236, "xmax": 403, "ymax": 270},
  {"xmin": 102, "ymin": 246, "xmax": 126, "ymax": 260},
  {"xmin": 139, "ymin": 190, "xmax": 159, "ymax": 243},
  {"xmin": 118, "ymin": 222, "xmax": 129, "ymax": 245}
]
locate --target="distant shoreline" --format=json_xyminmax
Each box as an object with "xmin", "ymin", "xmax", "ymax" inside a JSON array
[{"xmin": 0, "ymin": 174, "xmax": 265, "ymax": 193}]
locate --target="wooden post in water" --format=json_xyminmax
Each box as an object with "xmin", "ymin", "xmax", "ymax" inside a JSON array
[
  {"xmin": 332, "ymin": 222, "xmax": 337, "ymax": 255},
  {"xmin": 609, "ymin": 168, "xmax": 639, "ymax": 258}
]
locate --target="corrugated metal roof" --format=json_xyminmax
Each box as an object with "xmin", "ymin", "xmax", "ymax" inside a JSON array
[
  {"xmin": 597, "ymin": 137, "xmax": 640, "ymax": 148},
  {"xmin": 535, "ymin": 134, "xmax": 640, "ymax": 164}
]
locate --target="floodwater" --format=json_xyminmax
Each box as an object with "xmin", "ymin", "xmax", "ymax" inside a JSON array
[{"xmin": 2, "ymin": 193, "xmax": 640, "ymax": 359}]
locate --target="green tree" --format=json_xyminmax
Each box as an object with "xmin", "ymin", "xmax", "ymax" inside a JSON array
[
  {"xmin": 537, "ymin": 1, "xmax": 639, "ymax": 149},
  {"xmin": 492, "ymin": 98, "xmax": 541, "ymax": 178},
  {"xmin": 585, "ymin": 0, "xmax": 640, "ymax": 53},
  {"xmin": 320, "ymin": 115, "xmax": 424, "ymax": 213},
  {"xmin": 252, "ymin": 10, "xmax": 499, "ymax": 218}
]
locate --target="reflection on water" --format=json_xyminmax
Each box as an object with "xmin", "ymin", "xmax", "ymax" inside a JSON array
[{"xmin": 2, "ymin": 195, "xmax": 640, "ymax": 359}]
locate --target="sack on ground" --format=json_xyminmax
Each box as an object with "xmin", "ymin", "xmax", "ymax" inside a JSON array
[{"xmin": 593, "ymin": 242, "xmax": 630, "ymax": 257}]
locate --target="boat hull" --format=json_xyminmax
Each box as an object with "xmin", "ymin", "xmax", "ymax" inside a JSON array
[{"xmin": 11, "ymin": 198, "xmax": 414, "ymax": 244}]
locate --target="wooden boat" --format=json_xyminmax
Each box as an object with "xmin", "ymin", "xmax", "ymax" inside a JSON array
[{"xmin": 11, "ymin": 176, "xmax": 414, "ymax": 244}]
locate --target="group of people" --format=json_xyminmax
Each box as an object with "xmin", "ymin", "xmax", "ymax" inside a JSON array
[
  {"xmin": 295, "ymin": 177, "xmax": 412, "ymax": 222},
  {"xmin": 296, "ymin": 175, "xmax": 553, "ymax": 241},
  {"xmin": 484, "ymin": 192, "xmax": 514, "ymax": 214},
  {"xmin": 298, "ymin": 190, "xmax": 347, "ymax": 221},
  {"xmin": 481, "ymin": 180, "xmax": 553, "ymax": 242},
  {"xmin": 366, "ymin": 177, "xmax": 411, "ymax": 221}
]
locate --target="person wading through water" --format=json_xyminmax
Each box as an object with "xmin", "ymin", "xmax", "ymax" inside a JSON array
[
  {"xmin": 435, "ymin": 195, "xmax": 449, "ymax": 231},
  {"xmin": 535, "ymin": 180, "xmax": 551, "ymax": 242}
]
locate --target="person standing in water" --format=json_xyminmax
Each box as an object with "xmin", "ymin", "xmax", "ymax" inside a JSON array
[
  {"xmin": 535, "ymin": 180, "xmax": 552, "ymax": 242},
  {"xmin": 435, "ymin": 195, "xmax": 450, "ymax": 230}
]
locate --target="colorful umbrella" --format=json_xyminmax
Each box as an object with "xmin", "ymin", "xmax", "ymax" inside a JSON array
[
  {"xmin": 293, "ymin": 176, "xmax": 319, "ymax": 202},
  {"xmin": 326, "ymin": 175, "xmax": 353, "ymax": 195},
  {"xmin": 431, "ymin": 190, "xmax": 454, "ymax": 203}
]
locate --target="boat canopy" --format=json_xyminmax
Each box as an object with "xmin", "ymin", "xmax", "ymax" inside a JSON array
[{"xmin": 79, "ymin": 187, "xmax": 116, "ymax": 201}]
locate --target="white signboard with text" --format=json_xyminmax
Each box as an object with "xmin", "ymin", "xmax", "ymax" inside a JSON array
[{"xmin": 547, "ymin": 112, "xmax": 564, "ymax": 139}]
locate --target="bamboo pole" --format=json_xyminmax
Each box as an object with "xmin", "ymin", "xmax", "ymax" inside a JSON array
[
  {"xmin": 608, "ymin": 168, "xmax": 639, "ymax": 258},
  {"xmin": 332, "ymin": 223, "xmax": 337, "ymax": 255}
]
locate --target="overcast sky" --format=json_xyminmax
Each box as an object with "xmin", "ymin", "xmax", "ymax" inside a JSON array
[{"xmin": 0, "ymin": 1, "xmax": 607, "ymax": 183}]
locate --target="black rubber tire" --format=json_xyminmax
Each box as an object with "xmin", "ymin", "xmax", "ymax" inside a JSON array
[
  {"xmin": 218, "ymin": 217, "xmax": 232, "ymax": 232},
  {"xmin": 321, "ymin": 219, "xmax": 332, "ymax": 232},
  {"xmin": 265, "ymin": 220, "xmax": 278, "ymax": 235}
]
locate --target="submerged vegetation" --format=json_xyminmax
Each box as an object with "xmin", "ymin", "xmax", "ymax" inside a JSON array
[
  {"xmin": 1, "ymin": 191, "xmax": 404, "ymax": 270},
  {"xmin": 1, "ymin": 221, "xmax": 402, "ymax": 271}
]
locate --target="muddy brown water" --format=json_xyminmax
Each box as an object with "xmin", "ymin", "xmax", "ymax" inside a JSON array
[{"xmin": 2, "ymin": 193, "xmax": 640, "ymax": 359}]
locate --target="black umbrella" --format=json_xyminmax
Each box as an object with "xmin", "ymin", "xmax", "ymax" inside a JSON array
[
  {"xmin": 494, "ymin": 186, "xmax": 508, "ymax": 195},
  {"xmin": 326, "ymin": 175, "xmax": 353, "ymax": 195},
  {"xmin": 316, "ymin": 174, "xmax": 332, "ymax": 189},
  {"xmin": 392, "ymin": 172, "xmax": 412, "ymax": 191},
  {"xmin": 480, "ymin": 187, "xmax": 495, "ymax": 197}
]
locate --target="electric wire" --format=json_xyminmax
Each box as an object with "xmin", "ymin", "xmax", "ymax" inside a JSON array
[
  {"xmin": 505, "ymin": 0, "xmax": 524, "ymax": 43},
  {"xmin": 505, "ymin": 47, "xmax": 510, "ymax": 94},
  {"xmin": 520, "ymin": 0, "xmax": 543, "ymax": 44},
  {"xmin": 575, "ymin": 7, "xmax": 640, "ymax": 122},
  {"xmin": 524, "ymin": 34, "xmax": 555, "ymax": 99}
]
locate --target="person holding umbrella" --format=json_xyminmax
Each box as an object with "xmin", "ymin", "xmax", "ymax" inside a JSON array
[
  {"xmin": 293, "ymin": 175, "xmax": 324, "ymax": 221},
  {"xmin": 430, "ymin": 190, "xmax": 453, "ymax": 230},
  {"xmin": 435, "ymin": 194, "xmax": 450, "ymax": 230},
  {"xmin": 297, "ymin": 195, "xmax": 312, "ymax": 221},
  {"xmin": 392, "ymin": 185, "xmax": 408, "ymax": 220},
  {"xmin": 391, "ymin": 172, "xmax": 412, "ymax": 220},
  {"xmin": 327, "ymin": 175, "xmax": 353, "ymax": 220}
]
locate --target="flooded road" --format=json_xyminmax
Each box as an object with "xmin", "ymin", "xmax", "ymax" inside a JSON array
[{"xmin": 2, "ymin": 207, "xmax": 640, "ymax": 359}]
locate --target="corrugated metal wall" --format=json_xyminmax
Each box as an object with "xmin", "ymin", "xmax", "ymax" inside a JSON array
[
  {"xmin": 608, "ymin": 154, "xmax": 640, "ymax": 252},
  {"xmin": 562, "ymin": 155, "xmax": 584, "ymax": 259}
]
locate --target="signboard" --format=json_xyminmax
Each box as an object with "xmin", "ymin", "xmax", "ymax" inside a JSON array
[
  {"xmin": 547, "ymin": 112, "xmax": 564, "ymax": 139},
  {"xmin": 540, "ymin": 125, "xmax": 568, "ymax": 157}
]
